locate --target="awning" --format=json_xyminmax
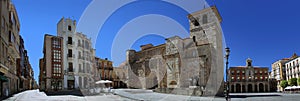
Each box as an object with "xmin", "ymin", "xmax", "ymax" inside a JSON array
[
  {"xmin": 95, "ymin": 80, "xmax": 112, "ymax": 84},
  {"xmin": 0, "ymin": 75, "xmax": 8, "ymax": 82}
]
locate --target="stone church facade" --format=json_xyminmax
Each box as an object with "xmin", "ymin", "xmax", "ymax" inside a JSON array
[{"xmin": 126, "ymin": 6, "xmax": 224, "ymax": 96}]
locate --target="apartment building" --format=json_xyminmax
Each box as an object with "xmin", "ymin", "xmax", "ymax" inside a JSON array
[
  {"xmin": 0, "ymin": 0, "xmax": 34, "ymax": 96},
  {"xmin": 40, "ymin": 18, "xmax": 96, "ymax": 91},
  {"xmin": 39, "ymin": 34, "xmax": 64, "ymax": 91}
]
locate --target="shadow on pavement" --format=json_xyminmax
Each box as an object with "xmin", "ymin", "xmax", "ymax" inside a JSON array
[
  {"xmin": 230, "ymin": 94, "xmax": 281, "ymax": 98},
  {"xmin": 45, "ymin": 90, "xmax": 84, "ymax": 96}
]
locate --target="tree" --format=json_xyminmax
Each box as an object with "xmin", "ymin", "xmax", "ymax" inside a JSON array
[
  {"xmin": 288, "ymin": 78, "xmax": 297, "ymax": 86},
  {"xmin": 298, "ymin": 78, "xmax": 300, "ymax": 86},
  {"xmin": 280, "ymin": 80, "xmax": 288, "ymax": 89}
]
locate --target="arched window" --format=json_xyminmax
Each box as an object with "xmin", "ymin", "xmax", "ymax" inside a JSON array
[
  {"xmin": 193, "ymin": 36, "xmax": 196, "ymax": 42},
  {"xmin": 203, "ymin": 14, "xmax": 208, "ymax": 24},
  {"xmin": 68, "ymin": 25, "xmax": 72, "ymax": 31}
]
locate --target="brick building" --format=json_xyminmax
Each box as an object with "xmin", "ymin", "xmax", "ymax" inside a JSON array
[
  {"xmin": 39, "ymin": 34, "xmax": 64, "ymax": 91},
  {"xmin": 229, "ymin": 58, "xmax": 270, "ymax": 93}
]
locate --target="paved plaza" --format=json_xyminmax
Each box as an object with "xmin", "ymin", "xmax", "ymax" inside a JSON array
[{"xmin": 4, "ymin": 89, "xmax": 300, "ymax": 101}]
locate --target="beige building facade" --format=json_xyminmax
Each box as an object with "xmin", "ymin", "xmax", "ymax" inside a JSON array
[{"xmin": 0, "ymin": 0, "xmax": 35, "ymax": 97}]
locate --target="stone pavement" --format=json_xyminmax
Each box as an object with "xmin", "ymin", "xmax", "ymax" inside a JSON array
[
  {"xmin": 113, "ymin": 89, "xmax": 300, "ymax": 101},
  {"xmin": 113, "ymin": 89, "xmax": 225, "ymax": 101},
  {"xmin": 5, "ymin": 89, "xmax": 300, "ymax": 101},
  {"xmin": 4, "ymin": 89, "xmax": 131, "ymax": 101}
]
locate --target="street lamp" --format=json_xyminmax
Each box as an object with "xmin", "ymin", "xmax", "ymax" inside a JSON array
[{"xmin": 225, "ymin": 47, "xmax": 230, "ymax": 101}]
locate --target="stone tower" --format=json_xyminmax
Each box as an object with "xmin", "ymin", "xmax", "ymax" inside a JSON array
[{"xmin": 187, "ymin": 6, "xmax": 224, "ymax": 96}]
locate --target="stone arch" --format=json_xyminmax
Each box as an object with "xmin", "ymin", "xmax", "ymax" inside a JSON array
[
  {"xmin": 265, "ymin": 84, "xmax": 268, "ymax": 92},
  {"xmin": 169, "ymin": 81, "xmax": 177, "ymax": 85},
  {"xmin": 248, "ymin": 84, "xmax": 253, "ymax": 93},
  {"xmin": 236, "ymin": 83, "xmax": 241, "ymax": 93},
  {"xmin": 242, "ymin": 85, "xmax": 245, "ymax": 93},
  {"xmin": 255, "ymin": 84, "xmax": 258, "ymax": 92},
  {"xmin": 231, "ymin": 85, "xmax": 234, "ymax": 93},
  {"xmin": 259, "ymin": 83, "xmax": 264, "ymax": 92}
]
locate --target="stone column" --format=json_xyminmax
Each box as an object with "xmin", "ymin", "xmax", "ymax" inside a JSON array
[
  {"xmin": 75, "ymin": 76, "xmax": 79, "ymax": 88},
  {"xmin": 256, "ymin": 84, "xmax": 259, "ymax": 92},
  {"xmin": 241, "ymin": 85, "xmax": 243, "ymax": 93},
  {"xmin": 263, "ymin": 83, "xmax": 266, "ymax": 92},
  {"xmin": 64, "ymin": 75, "xmax": 68, "ymax": 89},
  {"xmin": 245, "ymin": 83, "xmax": 248, "ymax": 93},
  {"xmin": 268, "ymin": 84, "xmax": 270, "ymax": 92},
  {"xmin": 234, "ymin": 84, "xmax": 236, "ymax": 93}
]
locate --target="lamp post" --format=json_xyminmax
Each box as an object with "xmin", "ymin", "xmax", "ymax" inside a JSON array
[{"xmin": 224, "ymin": 47, "xmax": 230, "ymax": 101}]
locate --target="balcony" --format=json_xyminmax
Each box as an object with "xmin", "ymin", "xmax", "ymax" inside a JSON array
[
  {"xmin": 77, "ymin": 44, "xmax": 84, "ymax": 50},
  {"xmin": 68, "ymin": 54, "xmax": 75, "ymax": 60},
  {"xmin": 67, "ymin": 41, "xmax": 74, "ymax": 48}
]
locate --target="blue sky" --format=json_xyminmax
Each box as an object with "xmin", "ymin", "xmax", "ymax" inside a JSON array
[{"xmin": 12, "ymin": 0, "xmax": 300, "ymax": 82}]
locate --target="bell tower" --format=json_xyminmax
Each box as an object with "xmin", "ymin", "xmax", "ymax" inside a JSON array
[{"xmin": 246, "ymin": 58, "xmax": 253, "ymax": 67}]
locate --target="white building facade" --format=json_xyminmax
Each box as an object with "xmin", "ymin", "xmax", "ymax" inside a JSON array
[
  {"xmin": 285, "ymin": 57, "xmax": 300, "ymax": 81},
  {"xmin": 57, "ymin": 18, "xmax": 95, "ymax": 90}
]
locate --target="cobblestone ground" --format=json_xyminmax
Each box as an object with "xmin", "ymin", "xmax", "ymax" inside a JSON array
[{"xmin": 4, "ymin": 89, "xmax": 300, "ymax": 101}]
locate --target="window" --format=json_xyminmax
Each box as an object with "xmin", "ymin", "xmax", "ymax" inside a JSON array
[
  {"xmin": 191, "ymin": 17, "xmax": 199, "ymax": 26},
  {"xmin": 52, "ymin": 64, "xmax": 61, "ymax": 77},
  {"xmin": 69, "ymin": 63, "xmax": 73, "ymax": 72},
  {"xmin": 231, "ymin": 77, "xmax": 234, "ymax": 80},
  {"xmin": 79, "ymin": 64, "xmax": 82, "ymax": 73},
  {"xmin": 68, "ymin": 49, "xmax": 72, "ymax": 57},
  {"xmin": 68, "ymin": 25, "xmax": 72, "ymax": 31},
  {"xmin": 193, "ymin": 36, "xmax": 196, "ymax": 42},
  {"xmin": 9, "ymin": 31, "xmax": 15, "ymax": 43},
  {"xmin": 1, "ymin": 17, "xmax": 4, "ymax": 28},
  {"xmin": 52, "ymin": 38, "xmax": 61, "ymax": 48},
  {"xmin": 68, "ymin": 37, "xmax": 72, "ymax": 45},
  {"xmin": 78, "ymin": 51, "xmax": 81, "ymax": 59},
  {"xmin": 202, "ymin": 14, "xmax": 208, "ymax": 24},
  {"xmin": 83, "ymin": 63, "xmax": 85, "ymax": 73},
  {"xmin": 237, "ymin": 70, "xmax": 240, "ymax": 73},
  {"xmin": 51, "ymin": 81, "xmax": 62, "ymax": 90},
  {"xmin": 53, "ymin": 50, "xmax": 61, "ymax": 62},
  {"xmin": 78, "ymin": 40, "xmax": 81, "ymax": 47}
]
